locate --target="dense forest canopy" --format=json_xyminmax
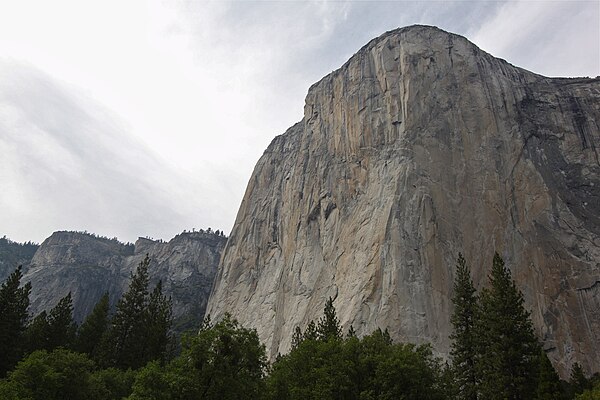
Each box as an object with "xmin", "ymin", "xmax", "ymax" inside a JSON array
[{"xmin": 0, "ymin": 254, "xmax": 598, "ymax": 399}]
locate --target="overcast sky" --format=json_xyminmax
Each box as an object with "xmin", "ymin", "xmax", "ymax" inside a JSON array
[{"xmin": 0, "ymin": 0, "xmax": 598, "ymax": 244}]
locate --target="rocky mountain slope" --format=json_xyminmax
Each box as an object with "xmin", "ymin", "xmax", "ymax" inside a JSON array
[
  {"xmin": 21, "ymin": 230, "xmax": 226, "ymax": 331},
  {"xmin": 206, "ymin": 25, "xmax": 600, "ymax": 375},
  {"xmin": 0, "ymin": 237, "xmax": 38, "ymax": 282}
]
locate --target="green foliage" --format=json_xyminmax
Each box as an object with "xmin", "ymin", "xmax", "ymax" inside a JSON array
[
  {"xmin": 267, "ymin": 328, "xmax": 443, "ymax": 400},
  {"xmin": 303, "ymin": 320, "xmax": 318, "ymax": 341},
  {"xmin": 267, "ymin": 301, "xmax": 444, "ymax": 400},
  {"xmin": 0, "ymin": 266, "xmax": 32, "ymax": 377},
  {"xmin": 317, "ymin": 297, "xmax": 342, "ymax": 341},
  {"xmin": 576, "ymin": 380, "xmax": 600, "ymax": 400},
  {"xmin": 476, "ymin": 253, "xmax": 539, "ymax": 399},
  {"xmin": 571, "ymin": 363, "xmax": 592, "ymax": 396},
  {"xmin": 145, "ymin": 281, "xmax": 173, "ymax": 364},
  {"xmin": 346, "ymin": 325, "xmax": 357, "ymax": 338},
  {"xmin": 90, "ymin": 367, "xmax": 135, "ymax": 400},
  {"xmin": 291, "ymin": 326, "xmax": 303, "ymax": 350},
  {"xmin": 535, "ymin": 350, "xmax": 563, "ymax": 400},
  {"xmin": 100, "ymin": 255, "xmax": 173, "ymax": 369},
  {"xmin": 267, "ymin": 337, "xmax": 354, "ymax": 400},
  {"xmin": 0, "ymin": 349, "xmax": 102, "ymax": 400},
  {"xmin": 102, "ymin": 256, "xmax": 151, "ymax": 368},
  {"xmin": 372, "ymin": 343, "xmax": 443, "ymax": 400},
  {"xmin": 25, "ymin": 311, "xmax": 50, "ymax": 353},
  {"xmin": 449, "ymin": 253, "xmax": 478, "ymax": 400},
  {"xmin": 355, "ymin": 329, "xmax": 443, "ymax": 400},
  {"xmin": 127, "ymin": 314, "xmax": 268, "ymax": 400},
  {"xmin": 46, "ymin": 292, "xmax": 77, "ymax": 350},
  {"xmin": 0, "ymin": 253, "xmax": 586, "ymax": 400},
  {"xmin": 25, "ymin": 293, "xmax": 77, "ymax": 353},
  {"xmin": 128, "ymin": 361, "xmax": 175, "ymax": 400},
  {"xmin": 439, "ymin": 362, "xmax": 458, "ymax": 400},
  {"xmin": 75, "ymin": 292, "xmax": 110, "ymax": 359},
  {"xmin": 181, "ymin": 314, "xmax": 267, "ymax": 399}
]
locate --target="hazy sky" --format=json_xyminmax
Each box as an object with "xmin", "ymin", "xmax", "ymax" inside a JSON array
[{"xmin": 0, "ymin": 0, "xmax": 598, "ymax": 244}]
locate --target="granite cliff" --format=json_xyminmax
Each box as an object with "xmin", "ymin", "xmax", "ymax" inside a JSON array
[
  {"xmin": 206, "ymin": 25, "xmax": 600, "ymax": 375},
  {"xmin": 22, "ymin": 230, "xmax": 226, "ymax": 331},
  {"xmin": 0, "ymin": 237, "xmax": 38, "ymax": 282}
]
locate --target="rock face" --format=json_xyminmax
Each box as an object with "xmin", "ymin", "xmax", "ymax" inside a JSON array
[
  {"xmin": 0, "ymin": 237, "xmax": 38, "ymax": 282},
  {"xmin": 207, "ymin": 25, "xmax": 600, "ymax": 376},
  {"xmin": 23, "ymin": 230, "xmax": 226, "ymax": 331}
]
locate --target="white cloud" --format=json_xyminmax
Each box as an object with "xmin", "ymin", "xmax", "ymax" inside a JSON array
[
  {"xmin": 0, "ymin": 0, "xmax": 597, "ymax": 243},
  {"xmin": 0, "ymin": 61, "xmax": 227, "ymax": 243},
  {"xmin": 471, "ymin": 0, "xmax": 599, "ymax": 77}
]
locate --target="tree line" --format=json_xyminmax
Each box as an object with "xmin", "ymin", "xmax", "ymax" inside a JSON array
[
  {"xmin": 0, "ymin": 256, "xmax": 172, "ymax": 390},
  {"xmin": 0, "ymin": 253, "xmax": 598, "ymax": 399}
]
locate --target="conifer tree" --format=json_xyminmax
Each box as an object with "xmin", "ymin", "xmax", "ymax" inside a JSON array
[
  {"xmin": 0, "ymin": 266, "xmax": 31, "ymax": 377},
  {"xmin": 25, "ymin": 293, "xmax": 77, "ymax": 353},
  {"xmin": 145, "ymin": 280, "xmax": 173, "ymax": 364},
  {"xmin": 317, "ymin": 297, "xmax": 342, "ymax": 341},
  {"xmin": 100, "ymin": 255, "xmax": 173, "ymax": 369},
  {"xmin": 449, "ymin": 253, "xmax": 478, "ymax": 400},
  {"xmin": 303, "ymin": 320, "xmax": 318, "ymax": 341},
  {"xmin": 101, "ymin": 255, "xmax": 151, "ymax": 369},
  {"xmin": 347, "ymin": 325, "xmax": 357, "ymax": 338},
  {"xmin": 476, "ymin": 253, "xmax": 539, "ymax": 400},
  {"xmin": 75, "ymin": 292, "xmax": 110, "ymax": 358},
  {"xmin": 535, "ymin": 350, "xmax": 563, "ymax": 400},
  {"xmin": 291, "ymin": 326, "xmax": 303, "ymax": 349},
  {"xmin": 46, "ymin": 292, "xmax": 77, "ymax": 349},
  {"xmin": 25, "ymin": 310, "xmax": 50, "ymax": 353},
  {"xmin": 570, "ymin": 363, "xmax": 591, "ymax": 395}
]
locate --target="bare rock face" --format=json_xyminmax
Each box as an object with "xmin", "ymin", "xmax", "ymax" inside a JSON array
[
  {"xmin": 24, "ymin": 231, "xmax": 133, "ymax": 322},
  {"xmin": 207, "ymin": 25, "xmax": 600, "ymax": 376},
  {"xmin": 24, "ymin": 230, "xmax": 225, "ymax": 331},
  {"xmin": 0, "ymin": 237, "xmax": 38, "ymax": 282}
]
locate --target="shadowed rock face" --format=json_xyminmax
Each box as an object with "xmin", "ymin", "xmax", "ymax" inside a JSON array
[
  {"xmin": 206, "ymin": 25, "xmax": 600, "ymax": 376},
  {"xmin": 0, "ymin": 238, "xmax": 38, "ymax": 282},
  {"xmin": 24, "ymin": 230, "xmax": 226, "ymax": 332}
]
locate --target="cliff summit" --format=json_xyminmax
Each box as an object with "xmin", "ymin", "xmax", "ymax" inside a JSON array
[{"xmin": 207, "ymin": 25, "xmax": 600, "ymax": 375}]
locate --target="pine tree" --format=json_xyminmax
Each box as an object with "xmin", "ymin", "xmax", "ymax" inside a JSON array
[
  {"xmin": 476, "ymin": 253, "xmax": 539, "ymax": 400},
  {"xmin": 535, "ymin": 350, "xmax": 562, "ymax": 400},
  {"xmin": 101, "ymin": 255, "xmax": 151, "ymax": 369},
  {"xmin": 75, "ymin": 292, "xmax": 110, "ymax": 358},
  {"xmin": 570, "ymin": 363, "xmax": 591, "ymax": 395},
  {"xmin": 25, "ymin": 310, "xmax": 50, "ymax": 353},
  {"xmin": 0, "ymin": 266, "xmax": 31, "ymax": 377},
  {"xmin": 347, "ymin": 325, "xmax": 357, "ymax": 338},
  {"xmin": 99, "ymin": 255, "xmax": 173, "ymax": 369},
  {"xmin": 303, "ymin": 320, "xmax": 318, "ymax": 341},
  {"xmin": 449, "ymin": 253, "xmax": 478, "ymax": 400},
  {"xmin": 47, "ymin": 292, "xmax": 77, "ymax": 349},
  {"xmin": 24, "ymin": 293, "xmax": 77, "ymax": 353},
  {"xmin": 317, "ymin": 297, "xmax": 342, "ymax": 341},
  {"xmin": 145, "ymin": 280, "xmax": 173, "ymax": 364},
  {"xmin": 291, "ymin": 326, "xmax": 303, "ymax": 349}
]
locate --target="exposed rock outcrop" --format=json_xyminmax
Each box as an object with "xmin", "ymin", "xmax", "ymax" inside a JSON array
[
  {"xmin": 23, "ymin": 230, "xmax": 226, "ymax": 331},
  {"xmin": 0, "ymin": 237, "xmax": 38, "ymax": 282},
  {"xmin": 207, "ymin": 25, "xmax": 600, "ymax": 376}
]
